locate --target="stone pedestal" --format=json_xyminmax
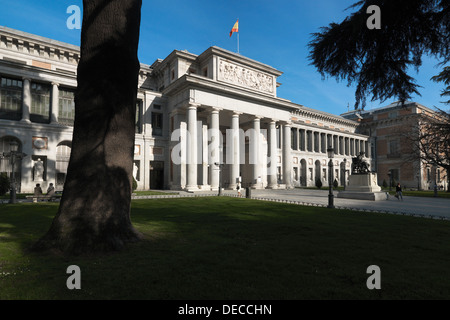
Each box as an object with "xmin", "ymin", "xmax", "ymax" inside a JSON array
[{"xmin": 338, "ymin": 173, "xmax": 386, "ymax": 201}]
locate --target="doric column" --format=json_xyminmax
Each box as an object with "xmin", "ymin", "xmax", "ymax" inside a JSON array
[
  {"xmin": 283, "ymin": 122, "xmax": 292, "ymax": 188},
  {"xmin": 21, "ymin": 78, "xmax": 31, "ymax": 122},
  {"xmin": 209, "ymin": 108, "xmax": 220, "ymax": 190},
  {"xmin": 229, "ymin": 112, "xmax": 241, "ymax": 189},
  {"xmin": 51, "ymin": 82, "xmax": 59, "ymax": 124},
  {"xmin": 200, "ymin": 124, "xmax": 209, "ymax": 189},
  {"xmin": 268, "ymin": 120, "xmax": 278, "ymax": 189},
  {"xmin": 186, "ymin": 103, "xmax": 199, "ymax": 191},
  {"xmin": 251, "ymin": 116, "xmax": 262, "ymax": 188}
]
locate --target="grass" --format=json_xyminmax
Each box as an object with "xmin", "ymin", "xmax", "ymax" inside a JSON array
[{"xmin": 1, "ymin": 197, "xmax": 450, "ymax": 299}]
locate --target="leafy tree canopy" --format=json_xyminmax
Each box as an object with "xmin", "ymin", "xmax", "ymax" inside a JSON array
[{"xmin": 308, "ymin": 0, "xmax": 449, "ymax": 109}]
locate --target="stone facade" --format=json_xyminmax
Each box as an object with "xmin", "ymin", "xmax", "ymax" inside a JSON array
[
  {"xmin": 341, "ymin": 101, "xmax": 448, "ymax": 190},
  {"xmin": 0, "ymin": 26, "xmax": 370, "ymax": 193}
]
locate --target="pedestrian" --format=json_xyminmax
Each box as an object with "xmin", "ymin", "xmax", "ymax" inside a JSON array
[
  {"xmin": 47, "ymin": 183, "xmax": 55, "ymax": 196},
  {"xmin": 396, "ymin": 183, "xmax": 403, "ymax": 201},
  {"xmin": 237, "ymin": 182, "xmax": 241, "ymax": 197},
  {"xmin": 34, "ymin": 183, "xmax": 43, "ymax": 196}
]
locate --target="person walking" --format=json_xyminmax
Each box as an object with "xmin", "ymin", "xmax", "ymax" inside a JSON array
[
  {"xmin": 396, "ymin": 183, "xmax": 403, "ymax": 201},
  {"xmin": 236, "ymin": 182, "xmax": 241, "ymax": 197}
]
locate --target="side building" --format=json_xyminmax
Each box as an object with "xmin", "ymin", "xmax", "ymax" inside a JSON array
[
  {"xmin": 341, "ymin": 101, "xmax": 448, "ymax": 191},
  {"xmin": 0, "ymin": 26, "xmax": 371, "ymax": 193}
]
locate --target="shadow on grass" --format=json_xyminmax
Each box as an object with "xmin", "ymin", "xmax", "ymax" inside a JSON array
[{"xmin": 1, "ymin": 197, "xmax": 450, "ymax": 299}]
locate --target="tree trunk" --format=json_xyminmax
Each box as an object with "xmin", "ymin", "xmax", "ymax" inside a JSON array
[{"xmin": 33, "ymin": 0, "xmax": 143, "ymax": 255}]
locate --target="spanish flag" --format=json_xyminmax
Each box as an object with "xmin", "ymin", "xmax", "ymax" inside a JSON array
[{"xmin": 229, "ymin": 19, "xmax": 239, "ymax": 37}]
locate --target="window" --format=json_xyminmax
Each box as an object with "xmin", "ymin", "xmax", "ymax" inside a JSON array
[
  {"xmin": 307, "ymin": 131, "xmax": 312, "ymax": 152},
  {"xmin": 388, "ymin": 140, "xmax": 400, "ymax": 158},
  {"xmin": 291, "ymin": 128, "xmax": 297, "ymax": 150},
  {"xmin": 390, "ymin": 169, "xmax": 399, "ymax": 181},
  {"xmin": 152, "ymin": 112, "xmax": 163, "ymax": 136},
  {"xmin": 0, "ymin": 76, "xmax": 22, "ymax": 120},
  {"xmin": 56, "ymin": 142, "xmax": 71, "ymax": 187},
  {"xmin": 388, "ymin": 111, "xmax": 398, "ymax": 119},
  {"xmin": 30, "ymin": 82, "xmax": 51, "ymax": 123},
  {"xmin": 135, "ymin": 100, "xmax": 142, "ymax": 134},
  {"xmin": 299, "ymin": 130, "xmax": 305, "ymax": 151},
  {"xmin": 58, "ymin": 88, "xmax": 75, "ymax": 126}
]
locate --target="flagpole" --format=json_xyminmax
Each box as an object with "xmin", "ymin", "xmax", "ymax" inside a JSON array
[
  {"xmin": 237, "ymin": 18, "xmax": 239, "ymax": 54},
  {"xmin": 237, "ymin": 32, "xmax": 239, "ymax": 54}
]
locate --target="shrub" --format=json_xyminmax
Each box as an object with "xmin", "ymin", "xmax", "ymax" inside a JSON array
[
  {"xmin": 333, "ymin": 179, "xmax": 339, "ymax": 188},
  {"xmin": 315, "ymin": 178, "xmax": 323, "ymax": 189},
  {"xmin": 0, "ymin": 173, "xmax": 10, "ymax": 196}
]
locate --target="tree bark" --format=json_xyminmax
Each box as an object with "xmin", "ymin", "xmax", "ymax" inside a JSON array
[{"xmin": 33, "ymin": 0, "xmax": 143, "ymax": 255}]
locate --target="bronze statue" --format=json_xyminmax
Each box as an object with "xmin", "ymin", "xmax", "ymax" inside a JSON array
[{"xmin": 352, "ymin": 152, "xmax": 371, "ymax": 174}]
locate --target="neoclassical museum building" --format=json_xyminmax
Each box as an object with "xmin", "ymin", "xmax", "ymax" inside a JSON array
[{"xmin": 0, "ymin": 26, "xmax": 372, "ymax": 193}]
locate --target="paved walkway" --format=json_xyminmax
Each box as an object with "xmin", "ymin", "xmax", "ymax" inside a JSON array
[
  {"xmin": 4, "ymin": 188, "xmax": 449, "ymax": 220},
  {"xmin": 134, "ymin": 188, "xmax": 450, "ymax": 220}
]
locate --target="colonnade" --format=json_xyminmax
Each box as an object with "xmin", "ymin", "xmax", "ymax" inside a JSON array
[
  {"xmin": 292, "ymin": 128, "xmax": 370, "ymax": 158},
  {"xmin": 172, "ymin": 103, "xmax": 293, "ymax": 191}
]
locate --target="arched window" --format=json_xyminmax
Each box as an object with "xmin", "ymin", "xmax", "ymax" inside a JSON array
[
  {"xmin": 0, "ymin": 136, "xmax": 23, "ymax": 191},
  {"xmin": 56, "ymin": 141, "xmax": 72, "ymax": 188}
]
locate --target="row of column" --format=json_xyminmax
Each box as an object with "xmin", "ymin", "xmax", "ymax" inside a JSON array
[
  {"xmin": 293, "ymin": 128, "xmax": 370, "ymax": 157},
  {"xmin": 182, "ymin": 104, "xmax": 292, "ymax": 191},
  {"xmin": 19, "ymin": 78, "xmax": 59, "ymax": 124}
]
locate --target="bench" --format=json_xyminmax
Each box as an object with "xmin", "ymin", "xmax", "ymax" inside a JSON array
[{"xmin": 26, "ymin": 194, "xmax": 62, "ymax": 202}]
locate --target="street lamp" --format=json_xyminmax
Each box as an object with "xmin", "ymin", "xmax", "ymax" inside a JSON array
[
  {"xmin": 343, "ymin": 158, "xmax": 347, "ymax": 191},
  {"xmin": 214, "ymin": 145, "xmax": 224, "ymax": 196},
  {"xmin": 2, "ymin": 140, "xmax": 27, "ymax": 204},
  {"xmin": 327, "ymin": 147, "xmax": 335, "ymax": 209},
  {"xmin": 387, "ymin": 170, "xmax": 392, "ymax": 192}
]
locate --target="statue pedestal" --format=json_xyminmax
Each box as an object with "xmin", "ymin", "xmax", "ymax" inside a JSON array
[{"xmin": 338, "ymin": 173, "xmax": 386, "ymax": 201}]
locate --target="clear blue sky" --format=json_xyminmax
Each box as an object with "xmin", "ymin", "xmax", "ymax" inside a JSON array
[{"xmin": 0, "ymin": 0, "xmax": 447, "ymax": 115}]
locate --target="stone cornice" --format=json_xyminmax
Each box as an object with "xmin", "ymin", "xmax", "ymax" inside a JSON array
[
  {"xmin": 198, "ymin": 46, "xmax": 284, "ymax": 77},
  {"xmin": 163, "ymin": 73, "xmax": 361, "ymax": 130},
  {"xmin": 0, "ymin": 60, "xmax": 77, "ymax": 86},
  {"xmin": 0, "ymin": 26, "xmax": 80, "ymax": 65},
  {"xmin": 292, "ymin": 108, "xmax": 359, "ymax": 129}
]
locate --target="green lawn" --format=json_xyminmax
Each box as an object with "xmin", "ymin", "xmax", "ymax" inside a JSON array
[{"xmin": 1, "ymin": 197, "xmax": 450, "ymax": 299}]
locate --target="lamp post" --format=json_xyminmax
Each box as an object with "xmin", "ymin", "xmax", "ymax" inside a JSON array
[
  {"xmin": 387, "ymin": 170, "xmax": 392, "ymax": 192},
  {"xmin": 343, "ymin": 158, "xmax": 347, "ymax": 191},
  {"xmin": 2, "ymin": 140, "xmax": 27, "ymax": 204},
  {"xmin": 327, "ymin": 147, "xmax": 335, "ymax": 209},
  {"xmin": 214, "ymin": 145, "xmax": 223, "ymax": 196}
]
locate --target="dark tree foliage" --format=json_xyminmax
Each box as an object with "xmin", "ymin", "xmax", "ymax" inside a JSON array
[
  {"xmin": 33, "ymin": 0, "xmax": 143, "ymax": 255},
  {"xmin": 308, "ymin": 0, "xmax": 449, "ymax": 109},
  {"xmin": 432, "ymin": 66, "xmax": 450, "ymax": 104}
]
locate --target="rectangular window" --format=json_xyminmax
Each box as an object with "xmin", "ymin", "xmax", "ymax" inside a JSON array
[
  {"xmin": 30, "ymin": 82, "xmax": 51, "ymax": 123},
  {"xmin": 388, "ymin": 140, "xmax": 400, "ymax": 158},
  {"xmin": 152, "ymin": 112, "xmax": 163, "ymax": 136},
  {"xmin": 58, "ymin": 88, "xmax": 75, "ymax": 126},
  {"xmin": 299, "ymin": 130, "xmax": 305, "ymax": 151},
  {"xmin": 291, "ymin": 128, "xmax": 297, "ymax": 150},
  {"xmin": 135, "ymin": 100, "xmax": 142, "ymax": 134},
  {"xmin": 390, "ymin": 169, "xmax": 399, "ymax": 181},
  {"xmin": 0, "ymin": 76, "xmax": 22, "ymax": 120},
  {"xmin": 307, "ymin": 131, "xmax": 312, "ymax": 152}
]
